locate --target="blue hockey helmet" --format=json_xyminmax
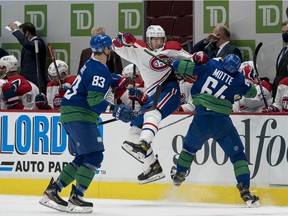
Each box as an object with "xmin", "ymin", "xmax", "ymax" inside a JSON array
[
  {"xmin": 222, "ymin": 54, "xmax": 241, "ymax": 74},
  {"xmin": 90, "ymin": 34, "xmax": 113, "ymax": 53}
]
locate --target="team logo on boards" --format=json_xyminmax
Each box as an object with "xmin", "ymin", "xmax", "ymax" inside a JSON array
[
  {"xmin": 71, "ymin": 3, "xmax": 94, "ymax": 36},
  {"xmin": 203, "ymin": 0, "xmax": 229, "ymax": 33},
  {"xmin": 119, "ymin": 2, "xmax": 143, "ymax": 35},
  {"xmin": 25, "ymin": 5, "xmax": 47, "ymax": 37},
  {"xmin": 47, "ymin": 43, "xmax": 70, "ymax": 74},
  {"xmin": 256, "ymin": 0, "xmax": 282, "ymax": 33},
  {"xmin": 232, "ymin": 40, "xmax": 256, "ymax": 62}
]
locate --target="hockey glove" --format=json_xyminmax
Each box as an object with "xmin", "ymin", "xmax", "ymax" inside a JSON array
[
  {"xmin": 35, "ymin": 93, "xmax": 49, "ymax": 110},
  {"xmin": 112, "ymin": 104, "xmax": 138, "ymax": 123},
  {"xmin": 261, "ymin": 105, "xmax": 279, "ymax": 112},
  {"xmin": 128, "ymin": 88, "xmax": 148, "ymax": 105},
  {"xmin": 191, "ymin": 51, "xmax": 208, "ymax": 64},
  {"xmin": 2, "ymin": 82, "xmax": 21, "ymax": 108},
  {"xmin": 117, "ymin": 32, "xmax": 136, "ymax": 46}
]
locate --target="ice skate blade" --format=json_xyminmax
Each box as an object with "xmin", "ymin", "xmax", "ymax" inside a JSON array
[
  {"xmin": 138, "ymin": 172, "xmax": 165, "ymax": 185},
  {"xmin": 247, "ymin": 200, "xmax": 260, "ymax": 208},
  {"xmin": 121, "ymin": 144, "xmax": 144, "ymax": 163},
  {"xmin": 67, "ymin": 202, "xmax": 93, "ymax": 213},
  {"xmin": 39, "ymin": 195, "xmax": 67, "ymax": 212}
]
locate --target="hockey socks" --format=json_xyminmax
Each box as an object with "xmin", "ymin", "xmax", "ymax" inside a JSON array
[
  {"xmin": 54, "ymin": 162, "xmax": 78, "ymax": 191},
  {"xmin": 233, "ymin": 160, "xmax": 250, "ymax": 187},
  {"xmin": 74, "ymin": 165, "xmax": 95, "ymax": 196},
  {"xmin": 177, "ymin": 150, "xmax": 195, "ymax": 172}
]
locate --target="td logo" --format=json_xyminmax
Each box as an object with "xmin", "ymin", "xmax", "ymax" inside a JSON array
[
  {"xmin": 256, "ymin": 0, "xmax": 282, "ymax": 33},
  {"xmin": 1, "ymin": 43, "xmax": 22, "ymax": 62},
  {"xmin": 232, "ymin": 40, "xmax": 256, "ymax": 62},
  {"xmin": 47, "ymin": 43, "xmax": 71, "ymax": 74},
  {"xmin": 1, "ymin": 43, "xmax": 22, "ymax": 72},
  {"xmin": 71, "ymin": 4, "xmax": 94, "ymax": 36},
  {"xmin": 119, "ymin": 3, "xmax": 142, "ymax": 35},
  {"xmin": 25, "ymin": 5, "xmax": 47, "ymax": 37},
  {"xmin": 203, "ymin": 0, "xmax": 229, "ymax": 33}
]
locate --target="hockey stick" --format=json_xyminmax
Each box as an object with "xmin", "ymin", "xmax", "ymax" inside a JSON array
[
  {"xmin": 98, "ymin": 84, "xmax": 162, "ymax": 126},
  {"xmin": 159, "ymin": 113, "xmax": 194, "ymax": 130},
  {"xmin": 98, "ymin": 118, "xmax": 117, "ymax": 125},
  {"xmin": 134, "ymin": 42, "xmax": 173, "ymax": 68},
  {"xmin": 132, "ymin": 64, "xmax": 137, "ymax": 110},
  {"xmin": 134, "ymin": 42, "xmax": 195, "ymax": 81},
  {"xmin": 34, "ymin": 40, "xmax": 42, "ymax": 94},
  {"xmin": 48, "ymin": 45, "xmax": 63, "ymax": 86},
  {"xmin": 253, "ymin": 42, "xmax": 269, "ymax": 109}
]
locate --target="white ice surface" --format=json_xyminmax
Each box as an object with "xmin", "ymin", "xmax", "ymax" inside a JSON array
[{"xmin": 0, "ymin": 195, "xmax": 288, "ymax": 216}]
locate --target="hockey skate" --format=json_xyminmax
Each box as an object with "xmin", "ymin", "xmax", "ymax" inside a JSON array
[
  {"xmin": 67, "ymin": 184, "xmax": 93, "ymax": 213},
  {"xmin": 39, "ymin": 177, "xmax": 68, "ymax": 212},
  {"xmin": 170, "ymin": 166, "xmax": 186, "ymax": 187},
  {"xmin": 237, "ymin": 182, "xmax": 260, "ymax": 208},
  {"xmin": 138, "ymin": 158, "xmax": 165, "ymax": 184},
  {"xmin": 122, "ymin": 140, "xmax": 151, "ymax": 163}
]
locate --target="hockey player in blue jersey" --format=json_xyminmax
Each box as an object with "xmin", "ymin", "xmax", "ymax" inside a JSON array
[
  {"xmin": 171, "ymin": 53, "xmax": 260, "ymax": 208},
  {"xmin": 39, "ymin": 34, "xmax": 137, "ymax": 213}
]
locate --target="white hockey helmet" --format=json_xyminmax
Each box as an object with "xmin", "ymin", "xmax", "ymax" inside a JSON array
[
  {"xmin": 48, "ymin": 60, "xmax": 68, "ymax": 80},
  {"xmin": 146, "ymin": 25, "xmax": 166, "ymax": 38},
  {"xmin": 146, "ymin": 25, "xmax": 166, "ymax": 50},
  {"xmin": 121, "ymin": 64, "xmax": 140, "ymax": 79},
  {"xmin": 0, "ymin": 55, "xmax": 18, "ymax": 79}
]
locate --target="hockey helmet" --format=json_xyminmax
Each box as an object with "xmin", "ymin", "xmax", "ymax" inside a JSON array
[
  {"xmin": 146, "ymin": 25, "xmax": 166, "ymax": 50},
  {"xmin": 90, "ymin": 34, "xmax": 113, "ymax": 53},
  {"xmin": 146, "ymin": 25, "xmax": 165, "ymax": 38},
  {"xmin": 121, "ymin": 64, "xmax": 140, "ymax": 79},
  {"xmin": 222, "ymin": 54, "xmax": 241, "ymax": 74},
  {"xmin": 0, "ymin": 55, "xmax": 18, "ymax": 79},
  {"xmin": 48, "ymin": 60, "xmax": 68, "ymax": 81}
]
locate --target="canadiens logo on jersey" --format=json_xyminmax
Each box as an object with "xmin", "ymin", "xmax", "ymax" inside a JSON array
[
  {"xmin": 53, "ymin": 95, "xmax": 62, "ymax": 110},
  {"xmin": 282, "ymin": 97, "xmax": 288, "ymax": 112},
  {"xmin": 149, "ymin": 55, "xmax": 172, "ymax": 71}
]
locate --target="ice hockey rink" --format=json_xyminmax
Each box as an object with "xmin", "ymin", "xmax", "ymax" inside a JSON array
[{"xmin": 0, "ymin": 195, "xmax": 287, "ymax": 216}]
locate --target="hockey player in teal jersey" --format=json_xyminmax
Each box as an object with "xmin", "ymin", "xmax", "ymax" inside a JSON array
[
  {"xmin": 171, "ymin": 53, "xmax": 260, "ymax": 208},
  {"xmin": 39, "ymin": 34, "xmax": 136, "ymax": 213}
]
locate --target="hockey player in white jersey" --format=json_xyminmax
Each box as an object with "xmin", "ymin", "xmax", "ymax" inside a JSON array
[
  {"xmin": 233, "ymin": 61, "xmax": 272, "ymax": 112},
  {"xmin": 114, "ymin": 63, "xmax": 144, "ymax": 111},
  {"xmin": 0, "ymin": 55, "xmax": 39, "ymax": 110},
  {"xmin": 0, "ymin": 78, "xmax": 7, "ymax": 109},
  {"xmin": 112, "ymin": 25, "xmax": 192, "ymax": 184},
  {"xmin": 262, "ymin": 76, "xmax": 288, "ymax": 112},
  {"xmin": 41, "ymin": 60, "xmax": 76, "ymax": 110}
]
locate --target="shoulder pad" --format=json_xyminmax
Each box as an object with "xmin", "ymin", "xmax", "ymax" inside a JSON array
[
  {"xmin": 279, "ymin": 77, "xmax": 288, "ymax": 86},
  {"xmin": 135, "ymin": 40, "xmax": 146, "ymax": 48},
  {"xmin": 163, "ymin": 41, "xmax": 182, "ymax": 51}
]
